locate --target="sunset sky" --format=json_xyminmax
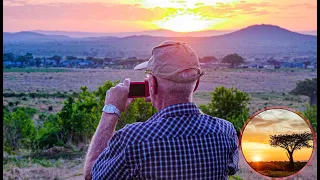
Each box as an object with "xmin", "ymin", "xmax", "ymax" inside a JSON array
[
  {"xmin": 241, "ymin": 109, "xmax": 314, "ymax": 163},
  {"xmin": 3, "ymin": 0, "xmax": 317, "ymax": 33}
]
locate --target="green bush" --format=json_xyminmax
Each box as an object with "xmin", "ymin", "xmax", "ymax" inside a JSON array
[
  {"xmin": 199, "ymin": 86, "xmax": 250, "ymax": 135},
  {"xmin": 303, "ymin": 104, "xmax": 317, "ymax": 133},
  {"xmin": 3, "ymin": 80, "xmax": 156, "ymax": 151},
  {"xmin": 34, "ymin": 114, "xmax": 64, "ymax": 150},
  {"xmin": 3, "ymin": 107, "xmax": 37, "ymax": 153},
  {"xmin": 228, "ymin": 175, "xmax": 243, "ymax": 180}
]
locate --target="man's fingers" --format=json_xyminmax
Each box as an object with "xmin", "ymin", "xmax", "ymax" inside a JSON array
[
  {"xmin": 128, "ymin": 98, "xmax": 135, "ymax": 104},
  {"xmin": 116, "ymin": 83, "xmax": 124, "ymax": 87},
  {"xmin": 145, "ymin": 96, "xmax": 151, "ymax": 102},
  {"xmin": 123, "ymin": 78, "xmax": 130, "ymax": 88}
]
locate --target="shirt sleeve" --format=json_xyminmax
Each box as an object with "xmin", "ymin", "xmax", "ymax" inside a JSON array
[
  {"xmin": 227, "ymin": 127, "xmax": 239, "ymax": 175},
  {"xmin": 92, "ymin": 132, "xmax": 128, "ymax": 180}
]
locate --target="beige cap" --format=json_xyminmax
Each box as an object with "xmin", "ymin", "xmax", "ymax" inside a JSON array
[{"xmin": 134, "ymin": 40, "xmax": 204, "ymax": 83}]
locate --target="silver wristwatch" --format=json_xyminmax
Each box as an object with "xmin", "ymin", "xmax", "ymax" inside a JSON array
[{"xmin": 102, "ymin": 104, "xmax": 121, "ymax": 118}]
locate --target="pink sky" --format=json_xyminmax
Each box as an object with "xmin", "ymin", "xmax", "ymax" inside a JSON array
[{"xmin": 3, "ymin": 0, "xmax": 317, "ymax": 32}]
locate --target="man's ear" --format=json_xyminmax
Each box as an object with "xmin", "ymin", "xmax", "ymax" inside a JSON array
[{"xmin": 149, "ymin": 75, "xmax": 157, "ymax": 95}]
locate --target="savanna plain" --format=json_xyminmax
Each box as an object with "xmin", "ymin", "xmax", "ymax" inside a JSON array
[{"xmin": 3, "ymin": 67, "xmax": 317, "ymax": 180}]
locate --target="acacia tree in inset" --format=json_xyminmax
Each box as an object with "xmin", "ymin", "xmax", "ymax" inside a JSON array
[{"xmin": 269, "ymin": 132, "xmax": 313, "ymax": 171}]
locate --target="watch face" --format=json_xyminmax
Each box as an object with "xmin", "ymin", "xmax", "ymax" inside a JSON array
[
  {"xmin": 103, "ymin": 105, "xmax": 120, "ymax": 117},
  {"xmin": 104, "ymin": 105, "xmax": 115, "ymax": 113}
]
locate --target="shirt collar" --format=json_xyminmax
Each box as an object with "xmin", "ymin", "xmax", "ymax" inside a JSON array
[{"xmin": 150, "ymin": 102, "xmax": 201, "ymax": 120}]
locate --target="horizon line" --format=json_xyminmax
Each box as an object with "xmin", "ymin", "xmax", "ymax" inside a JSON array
[{"xmin": 3, "ymin": 23, "xmax": 318, "ymax": 34}]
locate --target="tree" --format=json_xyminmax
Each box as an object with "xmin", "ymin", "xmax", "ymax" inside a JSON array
[
  {"xmin": 86, "ymin": 56, "xmax": 94, "ymax": 61},
  {"xmin": 16, "ymin": 56, "xmax": 26, "ymax": 67},
  {"xmin": 49, "ymin": 55, "xmax": 62, "ymax": 65},
  {"xmin": 3, "ymin": 53, "xmax": 14, "ymax": 61},
  {"xmin": 291, "ymin": 78, "xmax": 317, "ymax": 106},
  {"xmin": 199, "ymin": 86, "xmax": 250, "ymax": 135},
  {"xmin": 269, "ymin": 132, "xmax": 313, "ymax": 171},
  {"xmin": 66, "ymin": 56, "xmax": 78, "ymax": 60},
  {"xmin": 200, "ymin": 56, "xmax": 217, "ymax": 63},
  {"xmin": 35, "ymin": 57, "xmax": 42, "ymax": 67},
  {"xmin": 222, "ymin": 53, "xmax": 244, "ymax": 68},
  {"xmin": 93, "ymin": 58, "xmax": 104, "ymax": 66},
  {"xmin": 3, "ymin": 107, "xmax": 37, "ymax": 152},
  {"xmin": 128, "ymin": 57, "xmax": 137, "ymax": 60},
  {"xmin": 303, "ymin": 61, "xmax": 311, "ymax": 68},
  {"xmin": 303, "ymin": 104, "xmax": 317, "ymax": 133}
]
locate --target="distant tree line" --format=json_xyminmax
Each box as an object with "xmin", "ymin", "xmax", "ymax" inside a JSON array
[
  {"xmin": 4, "ymin": 52, "xmax": 252, "ymax": 69},
  {"xmin": 3, "ymin": 53, "xmax": 113, "ymax": 68}
]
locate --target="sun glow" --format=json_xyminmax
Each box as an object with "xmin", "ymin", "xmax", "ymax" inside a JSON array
[
  {"xmin": 154, "ymin": 12, "xmax": 224, "ymax": 32},
  {"xmin": 132, "ymin": 0, "xmax": 238, "ymax": 8},
  {"xmin": 253, "ymin": 156, "xmax": 262, "ymax": 162}
]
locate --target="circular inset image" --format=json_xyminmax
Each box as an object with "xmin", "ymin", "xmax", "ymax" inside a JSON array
[{"xmin": 240, "ymin": 107, "xmax": 315, "ymax": 178}]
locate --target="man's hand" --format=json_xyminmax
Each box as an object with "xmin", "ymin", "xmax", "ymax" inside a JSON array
[{"xmin": 105, "ymin": 78, "xmax": 134, "ymax": 112}]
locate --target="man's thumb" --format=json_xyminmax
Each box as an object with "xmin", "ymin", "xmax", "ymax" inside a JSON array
[{"xmin": 123, "ymin": 78, "xmax": 130, "ymax": 88}]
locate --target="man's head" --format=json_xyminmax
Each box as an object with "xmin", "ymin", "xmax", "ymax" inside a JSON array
[{"xmin": 134, "ymin": 40, "xmax": 204, "ymax": 110}]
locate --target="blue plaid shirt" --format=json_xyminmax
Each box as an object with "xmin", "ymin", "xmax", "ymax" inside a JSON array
[{"xmin": 92, "ymin": 103, "xmax": 239, "ymax": 180}]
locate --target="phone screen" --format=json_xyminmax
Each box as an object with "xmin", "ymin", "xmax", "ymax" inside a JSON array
[{"xmin": 129, "ymin": 84, "xmax": 146, "ymax": 97}]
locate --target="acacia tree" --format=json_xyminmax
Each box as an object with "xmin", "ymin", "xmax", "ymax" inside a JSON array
[
  {"xmin": 291, "ymin": 78, "xmax": 317, "ymax": 106},
  {"xmin": 49, "ymin": 55, "xmax": 62, "ymax": 65},
  {"xmin": 221, "ymin": 53, "xmax": 244, "ymax": 68},
  {"xmin": 269, "ymin": 132, "xmax": 313, "ymax": 171}
]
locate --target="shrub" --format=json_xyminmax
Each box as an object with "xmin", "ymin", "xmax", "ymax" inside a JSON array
[
  {"xmin": 34, "ymin": 114, "xmax": 64, "ymax": 150},
  {"xmin": 3, "ymin": 92, "xmax": 15, "ymax": 97},
  {"xmin": 303, "ymin": 104, "xmax": 317, "ymax": 133},
  {"xmin": 18, "ymin": 93, "xmax": 26, "ymax": 97},
  {"xmin": 29, "ymin": 93, "xmax": 36, "ymax": 98},
  {"xmin": 199, "ymin": 86, "xmax": 250, "ymax": 135},
  {"xmin": 3, "ymin": 107, "xmax": 37, "ymax": 153}
]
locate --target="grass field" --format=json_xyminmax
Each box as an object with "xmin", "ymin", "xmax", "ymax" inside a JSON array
[
  {"xmin": 3, "ymin": 68, "xmax": 71, "ymax": 73},
  {"xmin": 248, "ymin": 161, "xmax": 308, "ymax": 177},
  {"xmin": 258, "ymin": 170, "xmax": 298, "ymax": 177}
]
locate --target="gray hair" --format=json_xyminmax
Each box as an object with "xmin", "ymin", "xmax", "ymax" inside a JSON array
[{"xmin": 157, "ymin": 69, "xmax": 199, "ymax": 95}]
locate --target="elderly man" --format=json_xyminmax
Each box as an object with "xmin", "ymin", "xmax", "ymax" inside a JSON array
[{"xmin": 84, "ymin": 40, "xmax": 239, "ymax": 179}]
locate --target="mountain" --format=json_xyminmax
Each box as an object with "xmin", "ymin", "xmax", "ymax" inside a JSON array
[
  {"xmin": 298, "ymin": 31, "xmax": 317, "ymax": 36},
  {"xmin": 3, "ymin": 31, "xmax": 71, "ymax": 42},
  {"xmin": 3, "ymin": 24, "xmax": 317, "ymax": 57},
  {"xmin": 31, "ymin": 30, "xmax": 112, "ymax": 38},
  {"xmin": 214, "ymin": 24, "xmax": 315, "ymax": 40},
  {"xmin": 29, "ymin": 29, "xmax": 232, "ymax": 38}
]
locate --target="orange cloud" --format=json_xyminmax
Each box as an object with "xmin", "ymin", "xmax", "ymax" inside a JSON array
[{"xmin": 3, "ymin": 0, "xmax": 317, "ymax": 32}]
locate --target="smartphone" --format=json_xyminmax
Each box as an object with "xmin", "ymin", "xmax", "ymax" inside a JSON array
[{"xmin": 129, "ymin": 80, "xmax": 149, "ymax": 98}]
